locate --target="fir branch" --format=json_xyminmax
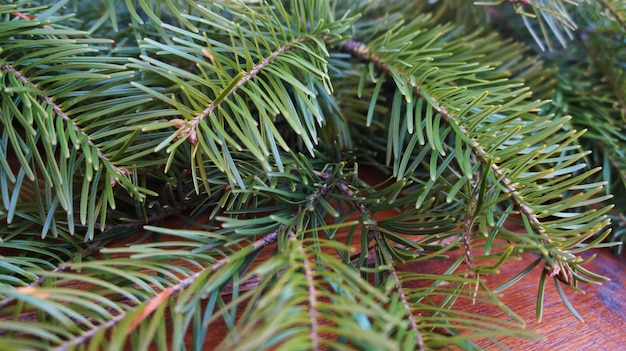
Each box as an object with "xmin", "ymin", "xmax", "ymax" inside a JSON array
[
  {"xmin": 581, "ymin": 34, "xmax": 626, "ymax": 118},
  {"xmin": 373, "ymin": 230, "xmax": 426, "ymax": 351},
  {"xmin": 0, "ymin": 193, "xmax": 204, "ymax": 309},
  {"xmin": 46, "ymin": 165, "xmax": 337, "ymax": 348},
  {"xmin": 51, "ymin": 229, "xmax": 279, "ymax": 350},
  {"xmin": 0, "ymin": 1, "xmax": 618, "ymax": 349},
  {"xmin": 53, "ymin": 312, "xmax": 126, "ymax": 351},
  {"xmin": 335, "ymin": 181, "xmax": 426, "ymax": 351},
  {"xmin": 0, "ymin": 63, "xmax": 131, "ymax": 181},
  {"xmin": 0, "ymin": 239, "xmax": 103, "ymax": 310},
  {"xmin": 183, "ymin": 37, "xmax": 307, "ymax": 140},
  {"xmin": 174, "ymin": 230, "xmax": 279, "ymax": 294},
  {"xmin": 597, "ymin": 0, "xmax": 626, "ymax": 32},
  {"xmin": 338, "ymin": 39, "xmax": 544, "ymax": 230},
  {"xmin": 462, "ymin": 202, "xmax": 477, "ymax": 271}
]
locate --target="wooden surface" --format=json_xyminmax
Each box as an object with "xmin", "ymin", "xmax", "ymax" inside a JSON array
[
  {"xmin": 192, "ymin": 244, "xmax": 625, "ymax": 350},
  {"xmin": 5, "ymin": 146, "xmax": 624, "ymax": 350},
  {"xmin": 153, "ymin": 168, "xmax": 626, "ymax": 350},
  {"xmin": 397, "ymin": 247, "xmax": 626, "ymax": 351},
  {"xmin": 497, "ymin": 248, "xmax": 626, "ymax": 351},
  {"xmin": 168, "ymin": 227, "xmax": 624, "ymax": 350},
  {"xmin": 491, "ymin": 249, "xmax": 626, "ymax": 351}
]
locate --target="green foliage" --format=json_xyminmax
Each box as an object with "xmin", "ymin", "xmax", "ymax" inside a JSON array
[{"xmin": 0, "ymin": 0, "xmax": 622, "ymax": 350}]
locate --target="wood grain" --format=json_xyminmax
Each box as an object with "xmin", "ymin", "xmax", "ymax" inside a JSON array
[
  {"xmin": 3, "ymin": 151, "xmax": 624, "ymax": 350},
  {"xmin": 173, "ymin": 245, "xmax": 625, "ymax": 350},
  {"xmin": 397, "ymin": 247, "xmax": 626, "ymax": 351},
  {"xmin": 97, "ymin": 170, "xmax": 626, "ymax": 349},
  {"xmin": 483, "ymin": 249, "xmax": 626, "ymax": 351},
  {"xmin": 165, "ymin": 228, "xmax": 625, "ymax": 350}
]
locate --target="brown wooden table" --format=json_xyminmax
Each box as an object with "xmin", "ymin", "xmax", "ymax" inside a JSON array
[
  {"xmin": 132, "ymin": 172, "xmax": 626, "ymax": 350},
  {"xmin": 470, "ymin": 248, "xmax": 626, "ymax": 351},
  {"xmin": 5, "ymin": 149, "xmax": 624, "ymax": 350},
  {"xmin": 189, "ymin": 241, "xmax": 625, "ymax": 350},
  {"xmin": 395, "ymin": 247, "xmax": 626, "ymax": 351}
]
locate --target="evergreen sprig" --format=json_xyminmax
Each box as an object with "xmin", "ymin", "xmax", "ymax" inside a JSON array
[{"xmin": 0, "ymin": 0, "xmax": 622, "ymax": 350}]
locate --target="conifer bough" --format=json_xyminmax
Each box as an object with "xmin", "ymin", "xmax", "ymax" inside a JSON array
[{"xmin": 0, "ymin": 0, "xmax": 623, "ymax": 350}]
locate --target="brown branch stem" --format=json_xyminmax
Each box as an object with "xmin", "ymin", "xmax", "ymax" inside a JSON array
[
  {"xmin": 50, "ymin": 167, "xmax": 335, "ymax": 349},
  {"xmin": 597, "ymin": 0, "xmax": 626, "ymax": 32},
  {"xmin": 185, "ymin": 38, "xmax": 307, "ymax": 135},
  {"xmin": 334, "ymin": 181, "xmax": 426, "ymax": 351},
  {"xmin": 52, "ymin": 229, "xmax": 280, "ymax": 351},
  {"xmin": 298, "ymin": 244, "xmax": 320, "ymax": 350}
]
